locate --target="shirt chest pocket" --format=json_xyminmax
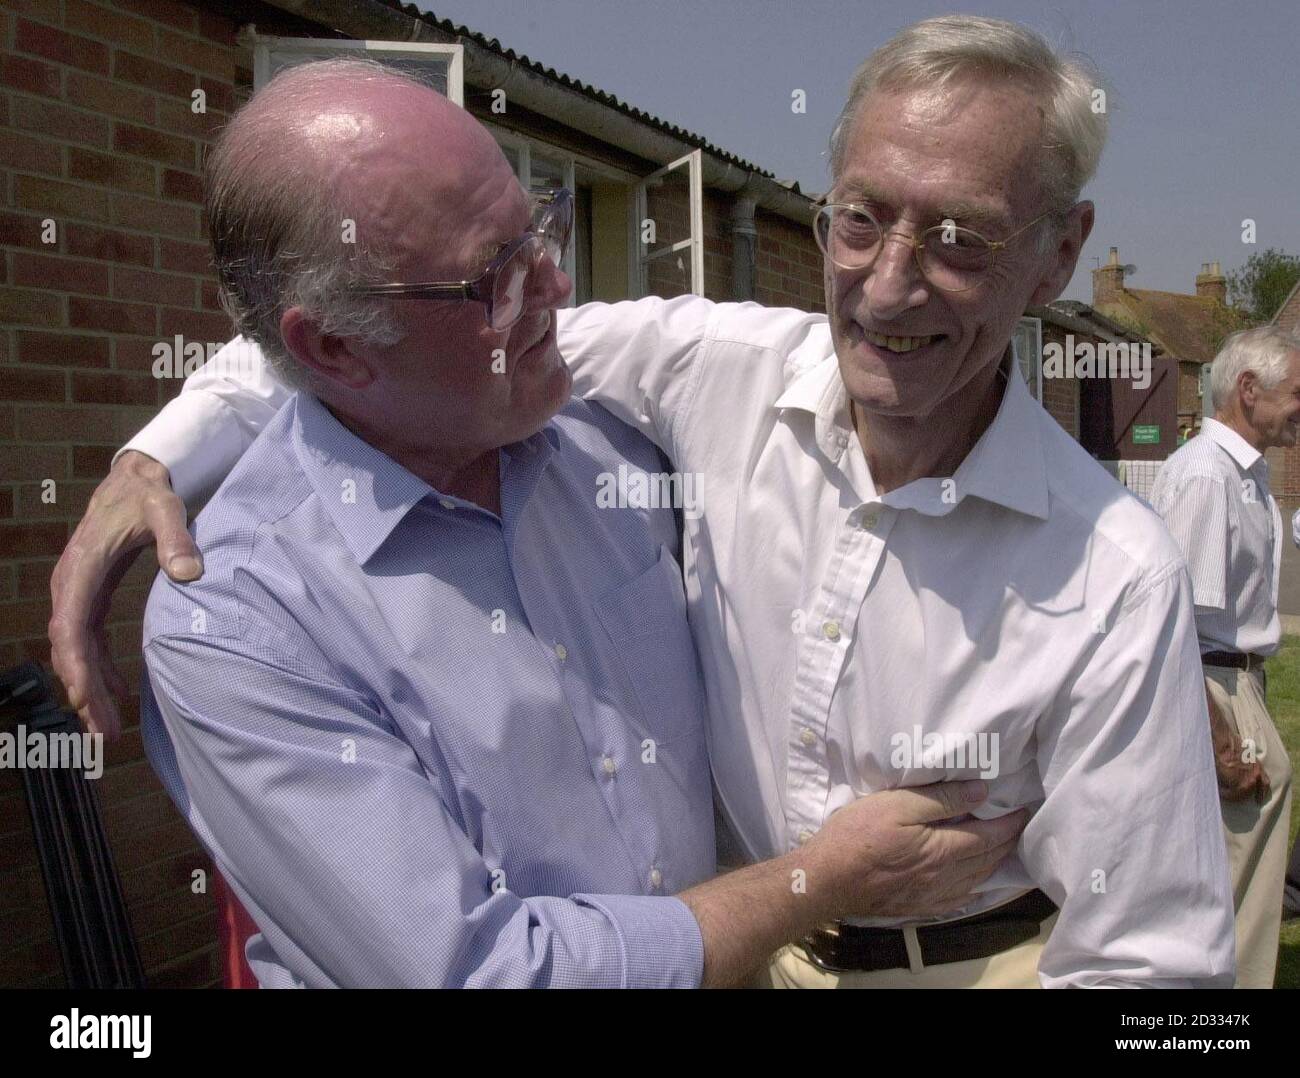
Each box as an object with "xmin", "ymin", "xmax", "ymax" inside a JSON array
[{"xmin": 593, "ymin": 544, "xmax": 705, "ymax": 746}]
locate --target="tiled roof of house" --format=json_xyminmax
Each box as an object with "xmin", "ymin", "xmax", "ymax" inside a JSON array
[
  {"xmin": 1094, "ymin": 288, "xmax": 1245, "ymax": 363},
  {"xmin": 1042, "ymin": 300, "xmax": 1163, "ymax": 349},
  {"xmin": 1272, "ymin": 277, "xmax": 1300, "ymax": 331}
]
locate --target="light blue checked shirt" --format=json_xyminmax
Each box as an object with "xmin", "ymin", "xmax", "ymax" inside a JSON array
[{"xmin": 141, "ymin": 390, "xmax": 715, "ymax": 988}]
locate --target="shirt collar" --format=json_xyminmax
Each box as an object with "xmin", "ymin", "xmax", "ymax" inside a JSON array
[
  {"xmin": 775, "ymin": 348, "xmax": 1050, "ymax": 520},
  {"xmin": 1200, "ymin": 416, "xmax": 1264, "ymax": 473},
  {"xmin": 292, "ymin": 393, "xmax": 565, "ymax": 565},
  {"xmin": 292, "ymin": 392, "xmax": 436, "ymax": 565}
]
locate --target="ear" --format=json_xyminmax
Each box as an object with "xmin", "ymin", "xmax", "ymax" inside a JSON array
[
  {"xmin": 1237, "ymin": 368, "xmax": 1258, "ymax": 406},
  {"xmin": 280, "ymin": 307, "xmax": 376, "ymax": 390},
  {"xmin": 1028, "ymin": 200, "xmax": 1095, "ymax": 307}
]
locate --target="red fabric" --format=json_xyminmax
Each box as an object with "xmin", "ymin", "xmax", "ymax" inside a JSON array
[{"xmin": 213, "ymin": 869, "xmax": 259, "ymax": 989}]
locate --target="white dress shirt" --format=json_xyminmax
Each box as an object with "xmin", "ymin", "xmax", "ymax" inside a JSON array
[
  {"xmin": 122, "ymin": 296, "xmax": 1234, "ymax": 986},
  {"xmin": 1150, "ymin": 417, "xmax": 1283, "ymax": 656}
]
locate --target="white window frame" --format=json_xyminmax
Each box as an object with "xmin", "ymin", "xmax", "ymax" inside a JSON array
[
  {"xmin": 635, "ymin": 149, "xmax": 704, "ymax": 298},
  {"xmin": 485, "ymin": 127, "xmax": 580, "ymax": 305},
  {"xmin": 248, "ymin": 32, "xmax": 464, "ymax": 106},
  {"xmin": 1013, "ymin": 316, "xmax": 1043, "ymax": 403}
]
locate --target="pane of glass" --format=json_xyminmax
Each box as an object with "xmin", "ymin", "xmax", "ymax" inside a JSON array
[
  {"xmin": 640, "ymin": 163, "xmax": 693, "ymax": 300},
  {"xmin": 500, "ymin": 143, "xmax": 522, "ymax": 182},
  {"xmin": 530, "ymin": 153, "xmax": 566, "ymax": 192},
  {"xmin": 1014, "ymin": 320, "xmax": 1040, "ymax": 400}
]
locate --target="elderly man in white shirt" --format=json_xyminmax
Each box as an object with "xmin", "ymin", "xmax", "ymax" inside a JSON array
[
  {"xmin": 49, "ymin": 16, "xmax": 1233, "ymax": 986},
  {"xmin": 1151, "ymin": 325, "xmax": 1300, "ymax": 987}
]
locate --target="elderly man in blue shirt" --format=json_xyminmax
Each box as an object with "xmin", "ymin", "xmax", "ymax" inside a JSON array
[{"xmin": 100, "ymin": 59, "xmax": 1018, "ymax": 988}]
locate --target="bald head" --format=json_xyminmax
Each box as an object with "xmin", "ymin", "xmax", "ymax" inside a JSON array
[{"xmin": 207, "ymin": 57, "xmax": 515, "ymax": 388}]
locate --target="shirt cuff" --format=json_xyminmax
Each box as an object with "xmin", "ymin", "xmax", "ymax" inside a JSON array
[
  {"xmin": 116, "ymin": 392, "xmax": 247, "ymax": 507},
  {"xmin": 573, "ymin": 893, "xmax": 704, "ymax": 989}
]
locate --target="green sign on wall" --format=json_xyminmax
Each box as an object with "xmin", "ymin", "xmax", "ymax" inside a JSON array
[{"xmin": 1132, "ymin": 425, "xmax": 1160, "ymax": 445}]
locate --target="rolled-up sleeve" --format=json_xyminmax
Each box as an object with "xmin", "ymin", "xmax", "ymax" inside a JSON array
[
  {"xmin": 1150, "ymin": 474, "xmax": 1229, "ymax": 610},
  {"xmin": 143, "ymin": 634, "xmax": 703, "ymax": 989},
  {"xmin": 1028, "ymin": 561, "xmax": 1235, "ymax": 987}
]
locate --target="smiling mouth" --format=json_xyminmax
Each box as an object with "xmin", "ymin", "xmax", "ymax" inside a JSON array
[{"xmin": 861, "ymin": 329, "xmax": 942, "ymax": 354}]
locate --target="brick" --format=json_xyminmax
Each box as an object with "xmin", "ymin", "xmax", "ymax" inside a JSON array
[
  {"xmin": 159, "ymin": 167, "xmax": 201, "ymax": 204},
  {"xmin": 112, "ymin": 264, "xmax": 194, "ymax": 306},
  {"xmin": 0, "ymin": 0, "xmax": 62, "ymax": 21},
  {"xmin": 112, "ymin": 335, "xmax": 159, "ymax": 372},
  {"xmin": 0, "ymin": 563, "xmax": 14, "ymax": 598},
  {"xmin": 0, "ymin": 211, "xmax": 55, "ymax": 251},
  {"xmin": 110, "ymin": 191, "xmax": 198, "ymax": 238},
  {"xmin": 17, "ymin": 476, "xmax": 95, "ymax": 516},
  {"xmin": 14, "ymin": 19, "xmax": 110, "ymax": 76},
  {"xmin": 65, "ymin": 70, "xmax": 156, "ymax": 124},
  {"xmin": 1, "ymin": 442, "xmax": 69, "ymax": 479},
  {"xmin": 15, "ymin": 557, "xmax": 56, "ymax": 597},
  {"xmin": 0, "ymin": 406, "xmax": 15, "ymax": 441},
  {"xmin": 155, "ymin": 96, "xmax": 222, "ymax": 139},
  {"xmin": 18, "ymin": 634, "xmax": 52, "ymax": 665},
  {"xmin": 65, "ymin": 0, "xmax": 154, "ymax": 52},
  {"xmin": 67, "ymin": 146, "xmax": 156, "ymax": 194},
  {"xmin": 158, "ymin": 237, "xmax": 210, "ymax": 275},
  {"xmin": 200, "ymin": 280, "xmax": 219, "ymax": 310},
  {"xmin": 12, "ymin": 96, "xmax": 111, "ymax": 148},
  {"xmin": 112, "ymin": 49, "xmax": 196, "ymax": 101},
  {"xmin": 12, "ymin": 251, "xmax": 111, "ymax": 295},
  {"xmin": 68, "ymin": 295, "xmax": 155, "ymax": 335},
  {"xmin": 154, "ymin": 26, "xmax": 232, "ymax": 79},
  {"xmin": 0, "ymin": 130, "xmax": 62, "ymax": 177},
  {"xmin": 0, "ymin": 597, "xmax": 53, "ymax": 637},
  {"xmin": 0, "ymin": 287, "xmax": 62, "ymax": 329},
  {"xmin": 71, "ymin": 443, "xmax": 115, "ymax": 477},
  {"xmin": 196, "ymin": 75, "xmax": 233, "ymax": 114},
  {"xmin": 64, "ymin": 222, "xmax": 153, "ymax": 266},
  {"xmin": 0, "ymin": 366, "xmax": 65, "ymax": 402},
  {"xmin": 0, "ymin": 488, "xmax": 11, "ymax": 519},
  {"xmin": 195, "ymin": 9, "xmax": 237, "ymax": 47},
  {"xmin": 112, "ymin": 0, "xmax": 197, "ymax": 33},
  {"xmin": 0, "ymin": 522, "xmax": 68, "ymax": 559},
  {"xmin": 159, "ymin": 307, "xmax": 232, "ymax": 344},
  {"xmin": 109, "ymin": 405, "xmax": 157, "ymax": 443},
  {"xmin": 71, "ymin": 369, "xmax": 154, "ymax": 405},
  {"xmin": 0, "ymin": 53, "xmax": 61, "ymax": 96},
  {"xmin": 112, "ymin": 122, "xmax": 194, "ymax": 169}
]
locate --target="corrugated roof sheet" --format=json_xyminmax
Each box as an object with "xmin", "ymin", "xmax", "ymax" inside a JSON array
[{"xmin": 373, "ymin": 0, "xmax": 786, "ymax": 184}]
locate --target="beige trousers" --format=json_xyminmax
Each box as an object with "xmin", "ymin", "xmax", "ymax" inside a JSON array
[
  {"xmin": 1205, "ymin": 665, "xmax": 1294, "ymax": 989},
  {"xmin": 758, "ymin": 913, "xmax": 1057, "ymax": 988}
]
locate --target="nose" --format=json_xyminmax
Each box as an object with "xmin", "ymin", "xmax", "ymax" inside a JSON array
[
  {"xmin": 858, "ymin": 228, "xmax": 929, "ymax": 322},
  {"xmin": 524, "ymin": 244, "xmax": 571, "ymax": 312}
]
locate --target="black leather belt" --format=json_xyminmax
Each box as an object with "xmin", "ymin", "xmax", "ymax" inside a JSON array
[
  {"xmin": 800, "ymin": 888, "xmax": 1057, "ymax": 974},
  {"xmin": 1202, "ymin": 651, "xmax": 1270, "ymax": 671}
]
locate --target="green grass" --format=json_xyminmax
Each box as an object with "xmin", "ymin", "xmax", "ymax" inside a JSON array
[{"xmin": 1264, "ymin": 636, "xmax": 1300, "ymax": 988}]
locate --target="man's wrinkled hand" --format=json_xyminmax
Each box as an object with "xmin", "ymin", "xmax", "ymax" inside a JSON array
[{"xmin": 48, "ymin": 450, "xmax": 200, "ymax": 740}]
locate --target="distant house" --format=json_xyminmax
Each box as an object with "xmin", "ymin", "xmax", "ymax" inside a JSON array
[
  {"xmin": 1090, "ymin": 247, "xmax": 1246, "ymax": 445},
  {"xmin": 1273, "ymin": 277, "xmax": 1300, "ymax": 335}
]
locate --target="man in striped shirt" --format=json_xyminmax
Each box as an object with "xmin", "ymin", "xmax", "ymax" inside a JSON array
[{"xmin": 1151, "ymin": 324, "xmax": 1300, "ymax": 987}]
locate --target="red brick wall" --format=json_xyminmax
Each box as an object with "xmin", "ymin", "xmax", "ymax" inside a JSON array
[
  {"xmin": 1, "ymin": 0, "xmax": 243, "ymax": 989},
  {"xmin": 755, "ymin": 207, "xmax": 824, "ymax": 313}
]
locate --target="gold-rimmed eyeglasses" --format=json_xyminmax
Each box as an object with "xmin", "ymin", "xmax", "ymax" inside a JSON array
[{"xmin": 812, "ymin": 199, "xmax": 1055, "ymax": 293}]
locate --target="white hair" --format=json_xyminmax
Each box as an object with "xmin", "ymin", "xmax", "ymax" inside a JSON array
[
  {"xmin": 206, "ymin": 57, "xmax": 424, "ymax": 390},
  {"xmin": 1210, "ymin": 325, "xmax": 1300, "ymax": 411},
  {"xmin": 828, "ymin": 15, "xmax": 1109, "ymax": 230}
]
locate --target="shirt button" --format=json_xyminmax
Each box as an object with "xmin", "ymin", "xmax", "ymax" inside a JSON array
[
  {"xmin": 649, "ymin": 867, "xmax": 663, "ymax": 890},
  {"xmin": 798, "ymin": 829, "xmax": 814, "ymax": 845},
  {"xmin": 554, "ymin": 643, "xmax": 568, "ymax": 661},
  {"xmin": 822, "ymin": 620, "xmax": 841, "ymax": 641},
  {"xmin": 860, "ymin": 508, "xmax": 880, "ymax": 529},
  {"xmin": 438, "ymin": 498, "xmax": 456, "ymax": 510},
  {"xmin": 601, "ymin": 755, "xmax": 616, "ymax": 776},
  {"xmin": 799, "ymin": 728, "xmax": 816, "ymax": 747}
]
